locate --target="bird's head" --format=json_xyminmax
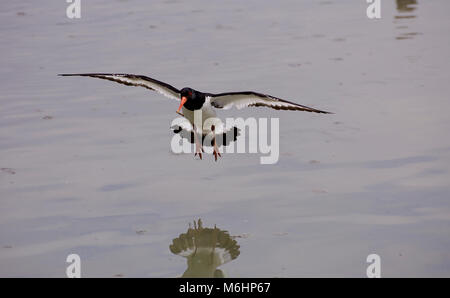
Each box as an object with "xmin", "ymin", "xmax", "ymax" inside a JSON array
[{"xmin": 177, "ymin": 87, "xmax": 195, "ymax": 115}]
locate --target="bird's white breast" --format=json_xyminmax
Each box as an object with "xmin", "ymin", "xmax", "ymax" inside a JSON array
[{"xmin": 182, "ymin": 99, "xmax": 220, "ymax": 134}]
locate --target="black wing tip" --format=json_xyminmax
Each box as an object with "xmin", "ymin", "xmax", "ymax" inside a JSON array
[
  {"xmin": 314, "ymin": 109, "xmax": 333, "ymax": 114},
  {"xmin": 58, "ymin": 73, "xmax": 100, "ymax": 77},
  {"xmin": 286, "ymin": 107, "xmax": 333, "ymax": 114},
  {"xmin": 58, "ymin": 73, "xmax": 106, "ymax": 76}
]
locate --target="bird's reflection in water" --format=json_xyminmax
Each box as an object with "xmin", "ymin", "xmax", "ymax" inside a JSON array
[
  {"xmin": 395, "ymin": 0, "xmax": 420, "ymax": 40},
  {"xmin": 170, "ymin": 219, "xmax": 240, "ymax": 278}
]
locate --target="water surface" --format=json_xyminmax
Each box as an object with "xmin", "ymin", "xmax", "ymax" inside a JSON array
[{"xmin": 1, "ymin": 0, "xmax": 450, "ymax": 277}]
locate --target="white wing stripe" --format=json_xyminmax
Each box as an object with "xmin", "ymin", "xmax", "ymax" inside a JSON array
[
  {"xmin": 209, "ymin": 92, "xmax": 330, "ymax": 113},
  {"xmin": 101, "ymin": 75, "xmax": 179, "ymax": 100}
]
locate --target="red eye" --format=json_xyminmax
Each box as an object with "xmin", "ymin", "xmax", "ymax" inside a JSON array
[{"xmin": 188, "ymin": 91, "xmax": 192, "ymax": 96}]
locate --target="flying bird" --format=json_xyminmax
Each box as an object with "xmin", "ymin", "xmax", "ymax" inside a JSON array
[{"xmin": 59, "ymin": 73, "xmax": 331, "ymax": 161}]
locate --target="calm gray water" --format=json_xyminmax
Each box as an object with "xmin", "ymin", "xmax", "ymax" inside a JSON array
[{"xmin": 1, "ymin": 0, "xmax": 450, "ymax": 277}]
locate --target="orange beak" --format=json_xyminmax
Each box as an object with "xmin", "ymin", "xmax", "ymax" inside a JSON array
[{"xmin": 177, "ymin": 96, "xmax": 187, "ymax": 114}]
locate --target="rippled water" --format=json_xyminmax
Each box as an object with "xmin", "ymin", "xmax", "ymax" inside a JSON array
[{"xmin": 1, "ymin": 0, "xmax": 450, "ymax": 277}]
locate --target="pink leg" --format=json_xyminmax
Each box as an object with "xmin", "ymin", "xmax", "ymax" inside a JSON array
[
  {"xmin": 192, "ymin": 124, "xmax": 204, "ymax": 160},
  {"xmin": 211, "ymin": 125, "xmax": 222, "ymax": 162}
]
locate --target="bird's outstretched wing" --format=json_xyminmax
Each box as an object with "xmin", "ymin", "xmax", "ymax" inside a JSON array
[
  {"xmin": 58, "ymin": 73, "xmax": 181, "ymax": 101},
  {"xmin": 208, "ymin": 91, "xmax": 331, "ymax": 114}
]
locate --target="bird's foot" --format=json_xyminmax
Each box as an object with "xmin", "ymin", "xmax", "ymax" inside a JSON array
[
  {"xmin": 194, "ymin": 144, "xmax": 204, "ymax": 160},
  {"xmin": 213, "ymin": 145, "xmax": 222, "ymax": 162}
]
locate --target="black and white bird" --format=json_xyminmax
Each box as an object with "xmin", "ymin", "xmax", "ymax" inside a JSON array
[{"xmin": 59, "ymin": 73, "xmax": 331, "ymax": 161}]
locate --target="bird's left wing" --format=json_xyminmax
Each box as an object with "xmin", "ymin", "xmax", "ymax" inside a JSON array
[
  {"xmin": 208, "ymin": 91, "xmax": 331, "ymax": 114},
  {"xmin": 58, "ymin": 73, "xmax": 181, "ymax": 101}
]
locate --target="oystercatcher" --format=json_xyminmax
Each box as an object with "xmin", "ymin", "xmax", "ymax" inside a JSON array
[{"xmin": 59, "ymin": 73, "xmax": 331, "ymax": 161}]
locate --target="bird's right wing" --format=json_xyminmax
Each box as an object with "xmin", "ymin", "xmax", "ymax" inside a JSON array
[
  {"xmin": 208, "ymin": 91, "xmax": 331, "ymax": 113},
  {"xmin": 58, "ymin": 73, "xmax": 181, "ymax": 101}
]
